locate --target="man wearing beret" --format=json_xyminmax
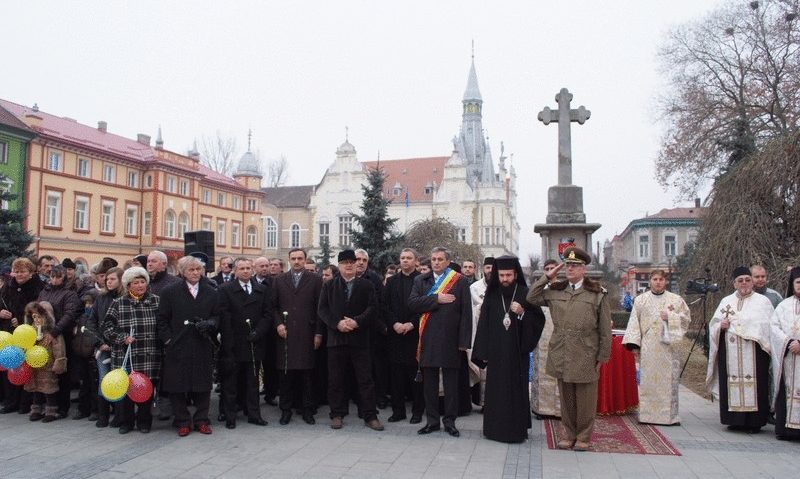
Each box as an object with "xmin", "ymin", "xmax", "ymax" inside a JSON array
[
  {"xmin": 318, "ymin": 249, "xmax": 383, "ymax": 431},
  {"xmin": 527, "ymin": 246, "xmax": 611, "ymax": 451}
]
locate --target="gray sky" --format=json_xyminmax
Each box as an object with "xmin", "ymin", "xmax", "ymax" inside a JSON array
[{"xmin": 4, "ymin": 0, "xmax": 722, "ymax": 261}]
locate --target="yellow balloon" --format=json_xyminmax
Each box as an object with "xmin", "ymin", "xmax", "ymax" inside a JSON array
[
  {"xmin": 101, "ymin": 368, "xmax": 129, "ymax": 402},
  {"xmin": 0, "ymin": 331, "xmax": 11, "ymax": 350},
  {"xmin": 12, "ymin": 325, "xmax": 37, "ymax": 350},
  {"xmin": 25, "ymin": 345, "xmax": 49, "ymax": 368}
]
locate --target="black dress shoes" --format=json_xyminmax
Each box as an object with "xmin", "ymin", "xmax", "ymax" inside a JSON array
[
  {"xmin": 248, "ymin": 417, "xmax": 268, "ymax": 426},
  {"xmin": 417, "ymin": 424, "xmax": 440, "ymax": 435},
  {"xmin": 302, "ymin": 412, "xmax": 315, "ymax": 425},
  {"xmin": 279, "ymin": 411, "xmax": 292, "ymax": 425},
  {"xmin": 0, "ymin": 406, "xmax": 18, "ymax": 414},
  {"xmin": 409, "ymin": 415, "xmax": 422, "ymax": 424},
  {"xmin": 226, "ymin": 420, "xmax": 236, "ymax": 429},
  {"xmin": 387, "ymin": 413, "xmax": 407, "ymax": 423},
  {"xmin": 444, "ymin": 425, "xmax": 460, "ymax": 437}
]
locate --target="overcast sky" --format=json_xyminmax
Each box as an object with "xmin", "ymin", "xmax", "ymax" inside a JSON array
[{"xmin": 3, "ymin": 0, "xmax": 723, "ymax": 261}]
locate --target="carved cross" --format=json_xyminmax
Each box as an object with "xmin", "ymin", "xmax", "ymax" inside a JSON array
[
  {"xmin": 720, "ymin": 304, "xmax": 736, "ymax": 320},
  {"xmin": 538, "ymin": 88, "xmax": 591, "ymax": 186}
]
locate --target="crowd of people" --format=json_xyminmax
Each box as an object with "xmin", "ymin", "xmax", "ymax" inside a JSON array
[
  {"xmin": 0, "ymin": 246, "xmax": 549, "ymax": 444},
  {"xmin": 2, "ymin": 246, "xmax": 798, "ymax": 449}
]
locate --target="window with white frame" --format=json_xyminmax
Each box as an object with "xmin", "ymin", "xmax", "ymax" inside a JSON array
[
  {"xmin": 45, "ymin": 191, "xmax": 62, "ymax": 227},
  {"xmin": 127, "ymin": 170, "xmax": 139, "ymax": 187},
  {"xmin": 265, "ymin": 217, "xmax": 277, "ymax": 249},
  {"xmin": 247, "ymin": 198, "xmax": 258, "ymax": 211},
  {"xmin": 495, "ymin": 227, "xmax": 502, "ymax": 244},
  {"xmin": 0, "ymin": 141, "xmax": 7, "ymax": 164},
  {"xmin": 319, "ymin": 222, "xmax": 330, "ymax": 246},
  {"xmin": 203, "ymin": 189, "xmax": 211, "ymax": 203},
  {"xmin": 338, "ymin": 215, "xmax": 352, "ymax": 247},
  {"xmin": 232, "ymin": 222, "xmax": 241, "ymax": 247},
  {"xmin": 74, "ymin": 196, "xmax": 89, "ymax": 230},
  {"xmin": 483, "ymin": 226, "xmax": 491, "ymax": 244},
  {"xmin": 166, "ymin": 176, "xmax": 176, "ymax": 193},
  {"xmin": 178, "ymin": 212, "xmax": 189, "ymax": 237},
  {"xmin": 102, "ymin": 164, "xmax": 115, "ymax": 183},
  {"xmin": 217, "ymin": 192, "xmax": 225, "ymax": 207},
  {"xmin": 77, "ymin": 158, "xmax": 90, "ymax": 177},
  {"xmin": 143, "ymin": 212, "xmax": 151, "ymax": 235},
  {"xmin": 101, "ymin": 200, "xmax": 115, "ymax": 233},
  {"xmin": 0, "ymin": 178, "xmax": 12, "ymax": 209},
  {"xmin": 145, "ymin": 175, "xmax": 153, "ymax": 188},
  {"xmin": 664, "ymin": 234, "xmax": 676, "ymax": 258},
  {"xmin": 638, "ymin": 234, "xmax": 650, "ymax": 258},
  {"xmin": 246, "ymin": 226, "xmax": 257, "ymax": 247},
  {"xmin": 47, "ymin": 151, "xmax": 62, "ymax": 171},
  {"xmin": 217, "ymin": 220, "xmax": 226, "ymax": 246},
  {"xmin": 232, "ymin": 196, "xmax": 241, "ymax": 210},
  {"xmin": 290, "ymin": 223, "xmax": 300, "ymax": 248},
  {"xmin": 179, "ymin": 180, "xmax": 189, "ymax": 196},
  {"xmin": 457, "ymin": 228, "xmax": 466, "ymax": 243},
  {"xmin": 164, "ymin": 210, "xmax": 176, "ymax": 238},
  {"xmin": 126, "ymin": 205, "xmax": 138, "ymax": 235},
  {"xmin": 201, "ymin": 216, "xmax": 211, "ymax": 231}
]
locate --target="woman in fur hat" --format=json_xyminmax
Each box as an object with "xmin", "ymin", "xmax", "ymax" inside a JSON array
[
  {"xmin": 102, "ymin": 267, "xmax": 161, "ymax": 434},
  {"xmin": 24, "ymin": 301, "xmax": 68, "ymax": 423}
]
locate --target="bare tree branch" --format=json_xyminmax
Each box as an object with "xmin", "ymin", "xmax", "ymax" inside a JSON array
[
  {"xmin": 199, "ymin": 132, "xmax": 237, "ymax": 176},
  {"xmin": 266, "ymin": 155, "xmax": 290, "ymax": 188}
]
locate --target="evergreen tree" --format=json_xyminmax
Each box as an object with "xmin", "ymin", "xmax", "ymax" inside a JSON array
[
  {"xmin": 316, "ymin": 236, "xmax": 334, "ymax": 269},
  {"xmin": 0, "ymin": 175, "xmax": 33, "ymax": 268},
  {"xmin": 351, "ymin": 166, "xmax": 403, "ymax": 272}
]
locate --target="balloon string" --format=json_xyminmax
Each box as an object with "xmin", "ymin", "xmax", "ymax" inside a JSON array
[{"xmin": 122, "ymin": 326, "xmax": 135, "ymax": 373}]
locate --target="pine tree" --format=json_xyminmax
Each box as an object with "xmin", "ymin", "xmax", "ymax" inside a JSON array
[
  {"xmin": 0, "ymin": 175, "xmax": 33, "ymax": 268},
  {"xmin": 351, "ymin": 166, "xmax": 403, "ymax": 272},
  {"xmin": 316, "ymin": 236, "xmax": 334, "ymax": 269}
]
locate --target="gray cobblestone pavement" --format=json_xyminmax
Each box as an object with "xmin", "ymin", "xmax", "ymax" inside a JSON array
[{"xmin": 0, "ymin": 386, "xmax": 796, "ymax": 478}]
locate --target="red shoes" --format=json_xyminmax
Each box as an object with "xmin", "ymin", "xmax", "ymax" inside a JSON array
[
  {"xmin": 178, "ymin": 427, "xmax": 191, "ymax": 437},
  {"xmin": 197, "ymin": 423, "xmax": 212, "ymax": 435}
]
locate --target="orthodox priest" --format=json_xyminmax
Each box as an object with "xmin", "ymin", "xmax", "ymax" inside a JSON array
[
  {"xmin": 622, "ymin": 269, "xmax": 690, "ymax": 425},
  {"xmin": 706, "ymin": 266, "xmax": 773, "ymax": 432},
  {"xmin": 468, "ymin": 257, "xmax": 493, "ymax": 407},
  {"xmin": 769, "ymin": 267, "xmax": 800, "ymax": 440},
  {"xmin": 472, "ymin": 256, "xmax": 545, "ymax": 443},
  {"xmin": 530, "ymin": 259, "xmax": 561, "ymax": 419}
]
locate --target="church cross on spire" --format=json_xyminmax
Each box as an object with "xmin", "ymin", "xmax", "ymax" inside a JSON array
[
  {"xmin": 247, "ymin": 128, "xmax": 252, "ymax": 152},
  {"xmin": 345, "ymin": 125, "xmax": 349, "ymax": 142}
]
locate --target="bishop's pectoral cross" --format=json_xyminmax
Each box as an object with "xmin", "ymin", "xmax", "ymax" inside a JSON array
[{"xmin": 537, "ymin": 88, "xmax": 591, "ymax": 186}]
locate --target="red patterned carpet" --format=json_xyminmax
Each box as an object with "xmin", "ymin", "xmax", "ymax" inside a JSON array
[{"xmin": 544, "ymin": 415, "xmax": 681, "ymax": 455}]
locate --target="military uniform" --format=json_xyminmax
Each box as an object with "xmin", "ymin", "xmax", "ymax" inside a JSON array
[{"xmin": 526, "ymin": 247, "xmax": 611, "ymax": 448}]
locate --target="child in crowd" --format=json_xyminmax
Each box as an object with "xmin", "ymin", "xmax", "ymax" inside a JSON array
[{"xmin": 23, "ymin": 301, "xmax": 67, "ymax": 422}]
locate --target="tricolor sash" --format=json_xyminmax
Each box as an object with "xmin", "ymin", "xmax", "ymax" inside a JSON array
[{"xmin": 416, "ymin": 268, "xmax": 461, "ymax": 362}]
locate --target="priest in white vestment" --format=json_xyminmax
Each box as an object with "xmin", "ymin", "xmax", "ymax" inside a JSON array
[
  {"xmin": 622, "ymin": 269, "xmax": 690, "ymax": 425},
  {"xmin": 769, "ymin": 266, "xmax": 800, "ymax": 440},
  {"xmin": 467, "ymin": 257, "xmax": 493, "ymax": 407},
  {"xmin": 530, "ymin": 260, "xmax": 561, "ymax": 419},
  {"xmin": 706, "ymin": 266, "xmax": 773, "ymax": 432}
]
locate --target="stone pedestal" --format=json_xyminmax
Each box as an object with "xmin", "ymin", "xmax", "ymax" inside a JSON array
[
  {"xmin": 546, "ymin": 185, "xmax": 586, "ymax": 223},
  {"xmin": 534, "ymin": 222, "xmax": 601, "ymax": 263}
]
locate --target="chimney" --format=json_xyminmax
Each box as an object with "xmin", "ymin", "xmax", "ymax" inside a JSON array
[
  {"xmin": 137, "ymin": 134, "xmax": 151, "ymax": 146},
  {"xmin": 694, "ymin": 198, "xmax": 701, "ymax": 208},
  {"xmin": 97, "ymin": 121, "xmax": 107, "ymax": 132}
]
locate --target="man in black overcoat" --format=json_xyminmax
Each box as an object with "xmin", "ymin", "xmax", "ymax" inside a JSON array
[
  {"xmin": 157, "ymin": 255, "xmax": 221, "ymax": 437},
  {"xmin": 318, "ymin": 249, "xmax": 384, "ymax": 431},
  {"xmin": 383, "ymin": 248, "xmax": 424, "ymax": 423},
  {"xmin": 218, "ymin": 257, "xmax": 272, "ymax": 429},
  {"xmin": 272, "ymin": 248, "xmax": 323, "ymax": 425},
  {"xmin": 408, "ymin": 247, "xmax": 472, "ymax": 437}
]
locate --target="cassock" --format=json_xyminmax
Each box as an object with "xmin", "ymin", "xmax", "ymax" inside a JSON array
[
  {"xmin": 471, "ymin": 261, "xmax": 545, "ymax": 443},
  {"xmin": 622, "ymin": 290, "xmax": 690, "ymax": 425},
  {"xmin": 468, "ymin": 279, "xmax": 488, "ymax": 405},
  {"xmin": 706, "ymin": 292, "xmax": 773, "ymax": 429},
  {"xmin": 769, "ymin": 295, "xmax": 800, "ymax": 440},
  {"xmin": 530, "ymin": 306, "xmax": 561, "ymax": 418}
]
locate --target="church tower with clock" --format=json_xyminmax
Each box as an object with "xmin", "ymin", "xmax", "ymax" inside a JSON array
[{"xmin": 454, "ymin": 55, "xmax": 497, "ymax": 188}]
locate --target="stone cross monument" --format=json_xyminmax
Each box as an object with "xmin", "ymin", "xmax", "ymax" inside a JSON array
[{"xmin": 534, "ymin": 88, "xmax": 601, "ymax": 265}]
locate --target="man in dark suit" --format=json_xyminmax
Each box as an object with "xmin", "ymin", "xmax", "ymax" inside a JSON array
[
  {"xmin": 408, "ymin": 246, "xmax": 472, "ymax": 437},
  {"xmin": 272, "ymin": 248, "xmax": 323, "ymax": 425},
  {"xmin": 384, "ymin": 248, "xmax": 424, "ymax": 423},
  {"xmin": 355, "ymin": 248, "xmax": 389, "ymax": 410},
  {"xmin": 212, "ymin": 257, "xmax": 235, "ymax": 284},
  {"xmin": 157, "ymin": 255, "xmax": 221, "ymax": 437},
  {"xmin": 318, "ymin": 249, "xmax": 383, "ymax": 431},
  {"xmin": 218, "ymin": 257, "xmax": 271, "ymax": 429}
]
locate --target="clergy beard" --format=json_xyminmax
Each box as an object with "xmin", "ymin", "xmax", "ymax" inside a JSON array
[{"xmin": 500, "ymin": 283, "xmax": 516, "ymax": 299}]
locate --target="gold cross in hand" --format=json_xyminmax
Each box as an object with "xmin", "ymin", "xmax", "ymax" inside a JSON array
[{"xmin": 720, "ymin": 304, "xmax": 736, "ymax": 320}]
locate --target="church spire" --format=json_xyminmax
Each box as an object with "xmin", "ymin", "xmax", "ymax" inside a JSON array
[
  {"xmin": 463, "ymin": 50, "xmax": 482, "ymax": 102},
  {"xmin": 455, "ymin": 47, "xmax": 494, "ymax": 186}
]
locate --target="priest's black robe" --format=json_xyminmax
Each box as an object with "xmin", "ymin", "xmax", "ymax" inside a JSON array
[
  {"xmin": 717, "ymin": 331, "xmax": 770, "ymax": 429},
  {"xmin": 472, "ymin": 284, "xmax": 545, "ymax": 443}
]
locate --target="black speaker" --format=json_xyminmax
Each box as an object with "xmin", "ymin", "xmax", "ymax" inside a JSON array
[{"xmin": 184, "ymin": 230, "xmax": 215, "ymax": 272}]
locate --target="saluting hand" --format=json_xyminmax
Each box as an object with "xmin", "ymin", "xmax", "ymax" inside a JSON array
[{"xmin": 546, "ymin": 263, "xmax": 564, "ymax": 280}]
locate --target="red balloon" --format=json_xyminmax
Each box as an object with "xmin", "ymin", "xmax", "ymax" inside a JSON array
[
  {"xmin": 127, "ymin": 371, "xmax": 153, "ymax": 403},
  {"xmin": 8, "ymin": 363, "xmax": 32, "ymax": 385}
]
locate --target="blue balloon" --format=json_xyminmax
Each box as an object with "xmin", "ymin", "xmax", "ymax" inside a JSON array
[{"xmin": 0, "ymin": 346, "xmax": 25, "ymax": 370}]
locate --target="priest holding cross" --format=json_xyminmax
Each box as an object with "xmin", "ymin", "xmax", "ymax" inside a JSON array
[{"xmin": 706, "ymin": 266, "xmax": 774, "ymax": 433}]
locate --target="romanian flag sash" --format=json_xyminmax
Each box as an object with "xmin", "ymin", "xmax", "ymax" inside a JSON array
[{"xmin": 416, "ymin": 268, "xmax": 461, "ymax": 362}]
